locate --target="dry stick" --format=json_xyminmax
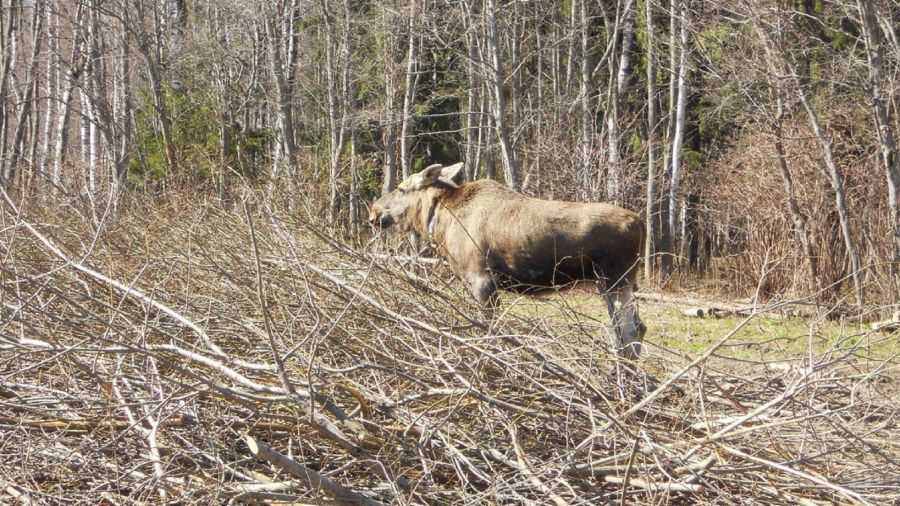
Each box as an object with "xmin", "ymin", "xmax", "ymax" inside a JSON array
[
  {"xmin": 571, "ymin": 311, "xmax": 760, "ymax": 457},
  {"xmin": 255, "ymin": 210, "xmax": 412, "ymax": 496},
  {"xmin": 245, "ymin": 435, "xmax": 385, "ymax": 506},
  {"xmin": 111, "ymin": 374, "xmax": 169, "ymax": 502},
  {"xmin": 8, "ymin": 211, "xmax": 228, "ymax": 358},
  {"xmin": 0, "ymin": 415, "xmax": 308, "ymax": 433},
  {"xmin": 3, "ymin": 483, "xmax": 32, "ymax": 505},
  {"xmin": 245, "ymin": 203, "xmax": 302, "ymax": 402},
  {"xmin": 619, "ymin": 436, "xmax": 641, "ymax": 505},
  {"xmin": 603, "ymin": 475, "xmax": 703, "ymax": 494},
  {"xmin": 5, "ymin": 216, "xmax": 376, "ymax": 466},
  {"xmin": 230, "ymin": 479, "xmax": 308, "ymax": 494},
  {"xmin": 717, "ymin": 444, "xmax": 871, "ymax": 506},
  {"xmin": 297, "ymin": 253, "xmax": 631, "ymax": 436},
  {"xmin": 674, "ymin": 454, "xmax": 716, "ymax": 482},
  {"xmin": 628, "ymin": 296, "xmax": 817, "ymax": 421},
  {"xmin": 155, "ymin": 352, "xmax": 408, "ymax": 495},
  {"xmin": 681, "ymin": 373, "xmax": 804, "ymax": 463},
  {"xmin": 508, "ymin": 423, "xmax": 568, "ymax": 506},
  {"xmin": 5, "ymin": 211, "xmax": 405, "ymax": 496}
]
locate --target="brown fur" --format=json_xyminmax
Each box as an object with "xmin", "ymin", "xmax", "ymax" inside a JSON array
[
  {"xmin": 370, "ymin": 168, "xmax": 644, "ymax": 299},
  {"xmin": 369, "ymin": 164, "xmax": 647, "ymax": 358}
]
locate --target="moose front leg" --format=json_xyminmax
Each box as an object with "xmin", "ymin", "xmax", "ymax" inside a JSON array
[{"xmin": 603, "ymin": 284, "xmax": 645, "ymax": 360}]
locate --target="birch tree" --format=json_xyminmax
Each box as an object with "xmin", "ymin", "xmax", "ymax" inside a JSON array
[
  {"xmin": 644, "ymin": 0, "xmax": 659, "ymax": 282},
  {"xmin": 857, "ymin": 0, "xmax": 900, "ymax": 290},
  {"xmin": 123, "ymin": 0, "xmax": 179, "ymax": 174},
  {"xmin": 666, "ymin": 0, "xmax": 689, "ymax": 268},
  {"xmin": 462, "ymin": 1, "xmax": 480, "ymax": 182},
  {"xmin": 381, "ymin": 4, "xmax": 400, "ymax": 194},
  {"xmin": 605, "ymin": 0, "xmax": 635, "ymax": 204},
  {"xmin": 753, "ymin": 20, "xmax": 819, "ymax": 292},
  {"xmin": 265, "ymin": 0, "xmax": 298, "ymax": 180},
  {"xmin": 399, "ymin": 0, "xmax": 420, "ymax": 179},
  {"xmin": 658, "ymin": 0, "xmax": 679, "ymax": 274},
  {"xmin": 0, "ymin": 0, "xmax": 19, "ymax": 173},
  {"xmin": 484, "ymin": 0, "xmax": 517, "ymax": 189},
  {"xmin": 3, "ymin": 0, "xmax": 45, "ymax": 183}
]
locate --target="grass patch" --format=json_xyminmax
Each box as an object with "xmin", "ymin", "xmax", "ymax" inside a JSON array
[{"xmin": 503, "ymin": 290, "xmax": 891, "ymax": 361}]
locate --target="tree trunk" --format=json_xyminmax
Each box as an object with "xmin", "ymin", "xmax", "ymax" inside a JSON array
[
  {"xmin": 644, "ymin": 0, "xmax": 658, "ymax": 284},
  {"xmin": 349, "ymin": 129, "xmax": 359, "ymax": 233},
  {"xmin": 462, "ymin": 2, "xmax": 479, "ymax": 182},
  {"xmin": 564, "ymin": 1, "xmax": 576, "ymax": 98},
  {"xmin": 754, "ymin": 21, "xmax": 820, "ymax": 293},
  {"xmin": 579, "ymin": 0, "xmax": 593, "ymax": 195},
  {"xmin": 3, "ymin": 0, "xmax": 44, "ymax": 184},
  {"xmin": 858, "ymin": 0, "xmax": 900, "ymax": 293},
  {"xmin": 321, "ymin": 0, "xmax": 346, "ymax": 220},
  {"xmin": 399, "ymin": 0, "xmax": 419, "ymax": 179},
  {"xmin": 169, "ymin": 0, "xmax": 186, "ymax": 92},
  {"xmin": 658, "ymin": 0, "xmax": 678, "ymax": 275},
  {"xmin": 484, "ymin": 0, "xmax": 517, "ymax": 189},
  {"xmin": 381, "ymin": 7, "xmax": 399, "ymax": 194},
  {"xmin": 38, "ymin": 1, "xmax": 57, "ymax": 180},
  {"xmin": 340, "ymin": 0, "xmax": 354, "ymax": 224},
  {"xmin": 0, "ymin": 0, "xmax": 19, "ymax": 171},
  {"xmin": 667, "ymin": 0, "xmax": 689, "ymax": 266},
  {"xmin": 792, "ymin": 69, "xmax": 865, "ymax": 307},
  {"xmin": 534, "ymin": 17, "xmax": 544, "ymax": 195},
  {"xmin": 774, "ymin": 92, "xmax": 818, "ymax": 290},
  {"xmin": 143, "ymin": 58, "xmax": 178, "ymax": 174},
  {"xmin": 606, "ymin": 0, "xmax": 635, "ymax": 204},
  {"xmin": 266, "ymin": 6, "xmax": 297, "ymax": 180},
  {"xmin": 115, "ymin": 24, "xmax": 132, "ymax": 186}
]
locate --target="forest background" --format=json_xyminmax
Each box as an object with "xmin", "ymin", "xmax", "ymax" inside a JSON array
[{"xmin": 1, "ymin": 0, "xmax": 898, "ymax": 311}]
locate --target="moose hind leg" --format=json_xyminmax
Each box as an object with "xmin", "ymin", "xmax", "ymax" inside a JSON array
[{"xmin": 604, "ymin": 285, "xmax": 644, "ymax": 360}]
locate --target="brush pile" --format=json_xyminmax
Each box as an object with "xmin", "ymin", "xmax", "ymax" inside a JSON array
[{"xmin": 1, "ymin": 187, "xmax": 897, "ymax": 505}]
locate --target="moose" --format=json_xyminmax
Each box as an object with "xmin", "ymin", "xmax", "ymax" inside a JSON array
[{"xmin": 369, "ymin": 163, "xmax": 647, "ymax": 359}]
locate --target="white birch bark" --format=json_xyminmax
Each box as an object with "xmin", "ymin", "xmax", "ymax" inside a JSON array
[
  {"xmin": 644, "ymin": 0, "xmax": 658, "ymax": 283},
  {"xmin": 266, "ymin": 0, "xmax": 297, "ymax": 181},
  {"xmin": 0, "ymin": 0, "xmax": 19, "ymax": 168},
  {"xmin": 381, "ymin": 6, "xmax": 399, "ymax": 194},
  {"xmin": 667, "ymin": 0, "xmax": 689, "ymax": 253},
  {"xmin": 484, "ymin": 0, "xmax": 517, "ymax": 189},
  {"xmin": 858, "ymin": 0, "xmax": 900, "ymax": 289},
  {"xmin": 53, "ymin": 5, "xmax": 85, "ymax": 184},
  {"xmin": 38, "ymin": 1, "xmax": 58, "ymax": 179},
  {"xmin": 4, "ymin": 0, "xmax": 44, "ymax": 182},
  {"xmin": 399, "ymin": 0, "xmax": 419, "ymax": 180},
  {"xmin": 659, "ymin": 0, "xmax": 679, "ymax": 274},
  {"xmin": 321, "ymin": 0, "xmax": 343, "ymax": 219},
  {"xmin": 606, "ymin": 0, "xmax": 635, "ymax": 204}
]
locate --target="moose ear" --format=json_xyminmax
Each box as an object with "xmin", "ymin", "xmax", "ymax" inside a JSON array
[
  {"xmin": 441, "ymin": 162, "xmax": 465, "ymax": 185},
  {"xmin": 419, "ymin": 164, "xmax": 444, "ymax": 187}
]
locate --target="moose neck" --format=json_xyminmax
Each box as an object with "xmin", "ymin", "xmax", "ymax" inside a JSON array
[{"xmin": 419, "ymin": 183, "xmax": 461, "ymax": 241}]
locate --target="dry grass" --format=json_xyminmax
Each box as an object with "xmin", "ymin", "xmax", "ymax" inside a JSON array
[{"xmin": 0, "ymin": 184, "xmax": 898, "ymax": 505}]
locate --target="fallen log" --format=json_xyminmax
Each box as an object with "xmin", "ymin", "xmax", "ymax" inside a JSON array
[
  {"xmin": 682, "ymin": 308, "xmax": 706, "ymax": 318},
  {"xmin": 635, "ymin": 292, "xmax": 790, "ymax": 320},
  {"xmin": 872, "ymin": 320, "xmax": 900, "ymax": 333}
]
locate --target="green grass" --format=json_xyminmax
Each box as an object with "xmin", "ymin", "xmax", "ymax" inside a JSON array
[{"xmin": 503, "ymin": 290, "xmax": 893, "ymax": 361}]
